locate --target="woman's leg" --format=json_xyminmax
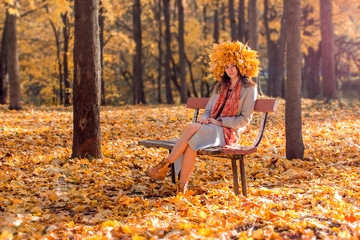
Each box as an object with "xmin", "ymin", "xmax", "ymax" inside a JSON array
[
  {"xmin": 178, "ymin": 145, "xmax": 197, "ymax": 184},
  {"xmin": 167, "ymin": 123, "xmax": 201, "ymax": 163},
  {"xmin": 145, "ymin": 123, "xmax": 201, "ymax": 180}
]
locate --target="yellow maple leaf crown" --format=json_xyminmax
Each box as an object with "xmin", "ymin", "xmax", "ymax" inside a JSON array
[{"xmin": 209, "ymin": 41, "xmax": 260, "ymax": 80}]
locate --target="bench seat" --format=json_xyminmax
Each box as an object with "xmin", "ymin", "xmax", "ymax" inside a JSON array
[{"xmin": 138, "ymin": 139, "xmax": 258, "ymax": 156}]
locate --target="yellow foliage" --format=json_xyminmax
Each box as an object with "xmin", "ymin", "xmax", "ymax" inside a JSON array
[
  {"xmin": 0, "ymin": 230, "xmax": 13, "ymax": 240},
  {"xmin": 3, "ymin": 0, "xmax": 358, "ymax": 105}
]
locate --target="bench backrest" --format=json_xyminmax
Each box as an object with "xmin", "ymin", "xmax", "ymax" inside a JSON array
[
  {"xmin": 186, "ymin": 97, "xmax": 279, "ymax": 148},
  {"xmin": 186, "ymin": 97, "xmax": 279, "ymax": 112}
]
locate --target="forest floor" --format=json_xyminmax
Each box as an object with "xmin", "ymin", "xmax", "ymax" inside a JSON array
[{"xmin": 0, "ymin": 99, "xmax": 359, "ymax": 239}]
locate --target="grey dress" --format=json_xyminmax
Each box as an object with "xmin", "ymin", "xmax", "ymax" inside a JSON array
[{"xmin": 174, "ymin": 85, "xmax": 258, "ymax": 175}]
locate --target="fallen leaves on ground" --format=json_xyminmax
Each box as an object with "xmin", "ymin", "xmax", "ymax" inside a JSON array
[{"xmin": 0, "ymin": 99, "xmax": 359, "ymax": 239}]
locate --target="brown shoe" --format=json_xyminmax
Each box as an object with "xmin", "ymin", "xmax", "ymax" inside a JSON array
[
  {"xmin": 145, "ymin": 158, "xmax": 170, "ymax": 180},
  {"xmin": 176, "ymin": 182, "xmax": 188, "ymax": 194}
]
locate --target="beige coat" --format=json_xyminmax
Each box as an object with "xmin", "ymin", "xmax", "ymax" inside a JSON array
[
  {"xmin": 199, "ymin": 85, "xmax": 258, "ymax": 142},
  {"xmin": 174, "ymin": 86, "xmax": 257, "ymax": 176}
]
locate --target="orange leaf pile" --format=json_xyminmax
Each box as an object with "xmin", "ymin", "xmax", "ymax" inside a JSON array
[{"xmin": 0, "ymin": 99, "xmax": 359, "ymax": 239}]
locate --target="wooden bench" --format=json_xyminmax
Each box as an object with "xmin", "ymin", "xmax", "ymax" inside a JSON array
[{"xmin": 138, "ymin": 98, "xmax": 279, "ymax": 197}]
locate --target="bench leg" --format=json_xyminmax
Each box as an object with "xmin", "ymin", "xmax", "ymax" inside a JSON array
[
  {"xmin": 231, "ymin": 155, "xmax": 248, "ymax": 197},
  {"xmin": 168, "ymin": 150, "xmax": 177, "ymax": 184},
  {"xmin": 170, "ymin": 163, "xmax": 176, "ymax": 183},
  {"xmin": 231, "ymin": 157, "xmax": 240, "ymax": 196},
  {"xmin": 239, "ymin": 155, "xmax": 248, "ymax": 197}
]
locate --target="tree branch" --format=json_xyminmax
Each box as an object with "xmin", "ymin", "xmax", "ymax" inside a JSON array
[{"xmin": 21, "ymin": 2, "xmax": 49, "ymax": 18}]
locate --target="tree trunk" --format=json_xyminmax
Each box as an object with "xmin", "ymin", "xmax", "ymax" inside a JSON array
[
  {"xmin": 202, "ymin": 6, "xmax": 208, "ymax": 40},
  {"xmin": 133, "ymin": 0, "xmax": 146, "ymax": 104},
  {"xmin": 7, "ymin": 11, "xmax": 22, "ymax": 110},
  {"xmin": 237, "ymin": 0, "xmax": 245, "ymax": 42},
  {"xmin": 185, "ymin": 55, "xmax": 198, "ymax": 97},
  {"xmin": 221, "ymin": 2, "xmax": 226, "ymax": 31},
  {"xmin": 263, "ymin": 0, "xmax": 285, "ymax": 98},
  {"xmin": 163, "ymin": 0, "xmax": 174, "ymax": 104},
  {"xmin": 263, "ymin": 0, "xmax": 270, "ymax": 92},
  {"xmin": 0, "ymin": 12, "xmax": 9, "ymax": 104},
  {"xmin": 248, "ymin": 0, "xmax": 258, "ymax": 50},
  {"xmin": 170, "ymin": 56, "xmax": 181, "ymax": 93},
  {"xmin": 320, "ymin": 0, "xmax": 337, "ymax": 100},
  {"xmin": 200, "ymin": 80, "xmax": 209, "ymax": 97},
  {"xmin": 263, "ymin": 0, "xmax": 275, "ymax": 96},
  {"xmin": 62, "ymin": 13, "xmax": 71, "ymax": 106},
  {"xmin": 49, "ymin": 19, "xmax": 63, "ymax": 105},
  {"xmin": 248, "ymin": 0, "xmax": 263, "ymax": 95},
  {"xmin": 99, "ymin": 1, "xmax": 106, "ymax": 106},
  {"xmin": 285, "ymin": 0, "xmax": 304, "ymax": 160},
  {"xmin": 229, "ymin": 0, "xmax": 237, "ymax": 41},
  {"xmin": 157, "ymin": 0, "xmax": 162, "ymax": 103},
  {"xmin": 304, "ymin": 47, "xmax": 320, "ymax": 98},
  {"xmin": 178, "ymin": 0, "xmax": 187, "ymax": 103},
  {"xmin": 213, "ymin": 0, "xmax": 219, "ymax": 43},
  {"xmin": 72, "ymin": 0, "xmax": 102, "ymax": 159},
  {"xmin": 274, "ymin": 0, "xmax": 286, "ymax": 98}
]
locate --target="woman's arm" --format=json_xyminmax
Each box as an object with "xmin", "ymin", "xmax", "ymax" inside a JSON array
[{"xmin": 221, "ymin": 87, "xmax": 257, "ymax": 129}]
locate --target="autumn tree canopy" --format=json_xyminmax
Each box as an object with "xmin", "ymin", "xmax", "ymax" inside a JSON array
[{"xmin": 0, "ymin": 0, "xmax": 359, "ymax": 105}]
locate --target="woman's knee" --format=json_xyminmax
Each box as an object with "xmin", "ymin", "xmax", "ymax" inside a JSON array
[{"xmin": 186, "ymin": 123, "xmax": 201, "ymax": 133}]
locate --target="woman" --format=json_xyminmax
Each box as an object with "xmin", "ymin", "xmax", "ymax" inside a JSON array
[{"xmin": 145, "ymin": 41, "xmax": 259, "ymax": 194}]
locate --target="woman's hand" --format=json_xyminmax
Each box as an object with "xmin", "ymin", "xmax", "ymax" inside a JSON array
[
  {"xmin": 199, "ymin": 118, "xmax": 209, "ymax": 124},
  {"xmin": 200, "ymin": 118, "xmax": 222, "ymax": 126},
  {"xmin": 208, "ymin": 118, "xmax": 222, "ymax": 126}
]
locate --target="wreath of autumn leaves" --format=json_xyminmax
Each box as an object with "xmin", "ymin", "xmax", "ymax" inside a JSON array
[{"xmin": 209, "ymin": 41, "xmax": 260, "ymax": 80}]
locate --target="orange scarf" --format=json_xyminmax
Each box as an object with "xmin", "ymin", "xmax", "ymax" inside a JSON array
[{"xmin": 210, "ymin": 80, "xmax": 241, "ymax": 146}]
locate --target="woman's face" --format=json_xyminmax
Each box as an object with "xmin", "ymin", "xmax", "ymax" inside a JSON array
[{"xmin": 224, "ymin": 63, "xmax": 238, "ymax": 79}]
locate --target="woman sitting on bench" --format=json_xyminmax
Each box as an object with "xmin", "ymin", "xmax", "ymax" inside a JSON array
[{"xmin": 145, "ymin": 41, "xmax": 259, "ymax": 194}]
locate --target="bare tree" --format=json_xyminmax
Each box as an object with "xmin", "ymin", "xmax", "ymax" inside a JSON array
[
  {"xmin": 248, "ymin": 0, "xmax": 258, "ymax": 50},
  {"xmin": 7, "ymin": 8, "xmax": 22, "ymax": 110},
  {"xmin": 0, "ymin": 12, "xmax": 9, "ymax": 104},
  {"xmin": 248, "ymin": 0, "xmax": 263, "ymax": 95},
  {"xmin": 156, "ymin": 0, "xmax": 163, "ymax": 103},
  {"xmin": 302, "ymin": 5, "xmax": 320, "ymax": 99},
  {"xmin": 229, "ymin": 0, "xmax": 237, "ymax": 40},
  {"xmin": 163, "ymin": 0, "xmax": 174, "ymax": 104},
  {"xmin": 304, "ymin": 47, "xmax": 320, "ymax": 98},
  {"xmin": 178, "ymin": 0, "xmax": 187, "ymax": 103},
  {"xmin": 133, "ymin": 0, "xmax": 146, "ymax": 104},
  {"xmin": 72, "ymin": 0, "xmax": 102, "ymax": 159},
  {"xmin": 202, "ymin": 5, "xmax": 208, "ymax": 40},
  {"xmin": 285, "ymin": 0, "xmax": 304, "ymax": 160},
  {"xmin": 276, "ymin": 0, "xmax": 286, "ymax": 98},
  {"xmin": 221, "ymin": 2, "xmax": 226, "ymax": 31},
  {"xmin": 99, "ymin": 0, "xmax": 106, "ymax": 105},
  {"xmin": 237, "ymin": 0, "xmax": 245, "ymax": 42},
  {"xmin": 62, "ymin": 12, "xmax": 71, "ymax": 106},
  {"xmin": 213, "ymin": 0, "xmax": 219, "ymax": 43},
  {"xmin": 47, "ymin": 12, "xmax": 63, "ymax": 105},
  {"xmin": 263, "ymin": 0, "xmax": 286, "ymax": 97},
  {"xmin": 320, "ymin": 0, "xmax": 337, "ymax": 100}
]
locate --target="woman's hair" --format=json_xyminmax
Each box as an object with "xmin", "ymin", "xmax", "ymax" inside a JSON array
[{"xmin": 215, "ymin": 68, "xmax": 257, "ymax": 94}]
